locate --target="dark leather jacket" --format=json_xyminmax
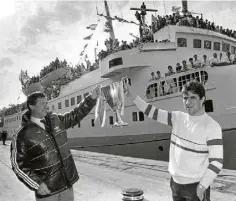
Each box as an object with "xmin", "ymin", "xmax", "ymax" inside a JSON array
[{"xmin": 10, "ymin": 95, "xmax": 96, "ymax": 198}]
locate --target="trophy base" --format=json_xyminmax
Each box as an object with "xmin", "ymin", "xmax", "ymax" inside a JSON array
[{"xmin": 111, "ymin": 122, "xmax": 128, "ymax": 128}]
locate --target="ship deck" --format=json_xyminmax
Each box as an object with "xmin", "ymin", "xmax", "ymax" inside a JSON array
[{"xmin": 1, "ymin": 141, "xmax": 236, "ymax": 201}]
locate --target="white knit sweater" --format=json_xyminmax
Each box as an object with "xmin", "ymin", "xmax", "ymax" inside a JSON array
[{"xmin": 133, "ymin": 96, "xmax": 223, "ymax": 189}]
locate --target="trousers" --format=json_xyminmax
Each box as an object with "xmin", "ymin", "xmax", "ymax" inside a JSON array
[{"xmin": 170, "ymin": 177, "xmax": 210, "ymax": 201}]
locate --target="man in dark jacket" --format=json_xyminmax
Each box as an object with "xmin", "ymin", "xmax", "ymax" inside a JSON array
[{"xmin": 10, "ymin": 86, "xmax": 100, "ymax": 201}]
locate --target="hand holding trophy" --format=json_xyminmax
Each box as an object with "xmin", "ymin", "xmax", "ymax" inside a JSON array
[{"xmin": 95, "ymin": 77, "xmax": 129, "ymax": 127}]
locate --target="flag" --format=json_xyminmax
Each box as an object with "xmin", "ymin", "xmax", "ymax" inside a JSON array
[
  {"xmin": 83, "ymin": 34, "xmax": 93, "ymax": 40},
  {"xmin": 86, "ymin": 24, "xmax": 98, "ymax": 30},
  {"xmin": 19, "ymin": 70, "xmax": 23, "ymax": 82},
  {"xmin": 172, "ymin": 6, "xmax": 181, "ymax": 13},
  {"xmin": 80, "ymin": 51, "xmax": 84, "ymax": 56},
  {"xmin": 19, "ymin": 70, "xmax": 30, "ymax": 87},
  {"xmin": 114, "ymin": 16, "xmax": 124, "ymax": 22},
  {"xmin": 83, "ymin": 44, "xmax": 88, "ymax": 49},
  {"xmin": 103, "ymin": 15, "xmax": 114, "ymax": 21}
]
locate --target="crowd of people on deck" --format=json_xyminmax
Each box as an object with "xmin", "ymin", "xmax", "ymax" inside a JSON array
[
  {"xmin": 148, "ymin": 51, "xmax": 236, "ymax": 97},
  {"xmin": 43, "ymin": 59, "xmax": 99, "ymax": 100},
  {"xmin": 40, "ymin": 58, "xmax": 68, "ymax": 78},
  {"xmin": 24, "ymin": 58, "xmax": 69, "ymax": 86},
  {"xmin": 21, "ymin": 57, "xmax": 99, "ymax": 101},
  {"xmin": 3, "ymin": 103, "xmax": 27, "ymax": 116},
  {"xmin": 150, "ymin": 51, "xmax": 236, "ymax": 82},
  {"xmin": 151, "ymin": 12, "xmax": 236, "ymax": 38},
  {"xmin": 97, "ymin": 38, "xmax": 140, "ymax": 60},
  {"xmin": 0, "ymin": 57, "xmax": 100, "ymax": 116},
  {"xmin": 98, "ymin": 10, "xmax": 236, "ymax": 61},
  {"xmin": 27, "ymin": 75, "xmax": 40, "ymax": 85}
]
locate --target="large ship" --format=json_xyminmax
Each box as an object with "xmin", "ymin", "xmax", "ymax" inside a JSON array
[{"xmin": 3, "ymin": 0, "xmax": 236, "ymax": 170}]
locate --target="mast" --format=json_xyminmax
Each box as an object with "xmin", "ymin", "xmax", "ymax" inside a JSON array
[
  {"xmin": 130, "ymin": 2, "xmax": 157, "ymax": 39},
  {"xmin": 182, "ymin": 0, "xmax": 188, "ymax": 14},
  {"xmin": 104, "ymin": 0, "xmax": 115, "ymax": 42}
]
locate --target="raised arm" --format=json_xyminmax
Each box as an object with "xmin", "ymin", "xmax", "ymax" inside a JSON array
[
  {"xmin": 57, "ymin": 85, "xmax": 100, "ymax": 130},
  {"xmin": 124, "ymin": 81, "xmax": 175, "ymax": 126},
  {"xmin": 133, "ymin": 96, "xmax": 173, "ymax": 126}
]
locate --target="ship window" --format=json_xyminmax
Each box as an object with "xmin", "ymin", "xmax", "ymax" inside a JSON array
[
  {"xmin": 52, "ymin": 105, "xmax": 55, "ymax": 111},
  {"xmin": 214, "ymin": 42, "xmax": 220, "ymax": 51},
  {"xmin": 58, "ymin": 102, "xmax": 62, "ymax": 109},
  {"xmin": 124, "ymin": 77, "xmax": 132, "ymax": 86},
  {"xmin": 193, "ymin": 39, "xmax": 201, "ymax": 48},
  {"xmin": 109, "ymin": 57, "xmax": 123, "ymax": 68},
  {"xmin": 222, "ymin": 42, "xmax": 230, "ymax": 52},
  {"xmin": 128, "ymin": 78, "xmax": 131, "ymax": 86},
  {"xmin": 16, "ymin": 116, "xmax": 18, "ymax": 120},
  {"xmin": 205, "ymin": 100, "xmax": 213, "ymax": 113},
  {"xmin": 231, "ymin": 46, "xmax": 235, "ymax": 54},
  {"xmin": 178, "ymin": 71, "xmax": 208, "ymax": 91},
  {"xmin": 146, "ymin": 83, "xmax": 164, "ymax": 99},
  {"xmin": 204, "ymin": 40, "xmax": 211, "ymax": 49},
  {"xmin": 71, "ymin": 97, "xmax": 75, "ymax": 106},
  {"xmin": 84, "ymin": 92, "xmax": 89, "ymax": 98},
  {"xmin": 132, "ymin": 112, "xmax": 138, "ymax": 122},
  {"xmin": 77, "ymin": 95, "xmax": 81, "ymax": 104},
  {"xmin": 109, "ymin": 116, "xmax": 114, "ymax": 125},
  {"xmin": 91, "ymin": 119, "xmax": 95, "ymax": 127},
  {"xmin": 177, "ymin": 38, "xmax": 187, "ymax": 47},
  {"xmin": 65, "ymin": 99, "xmax": 69, "ymax": 108},
  {"xmin": 139, "ymin": 112, "xmax": 144, "ymax": 121}
]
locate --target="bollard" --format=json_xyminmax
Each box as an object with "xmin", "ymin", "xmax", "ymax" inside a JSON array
[{"xmin": 121, "ymin": 188, "xmax": 144, "ymax": 201}]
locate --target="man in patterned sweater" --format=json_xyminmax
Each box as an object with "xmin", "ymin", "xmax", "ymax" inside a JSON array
[{"xmin": 126, "ymin": 80, "xmax": 223, "ymax": 201}]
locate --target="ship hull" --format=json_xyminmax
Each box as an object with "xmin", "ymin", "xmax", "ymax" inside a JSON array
[{"xmin": 68, "ymin": 128, "xmax": 236, "ymax": 170}]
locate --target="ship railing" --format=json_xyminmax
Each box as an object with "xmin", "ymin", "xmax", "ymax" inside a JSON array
[{"xmin": 146, "ymin": 68, "xmax": 208, "ymax": 99}]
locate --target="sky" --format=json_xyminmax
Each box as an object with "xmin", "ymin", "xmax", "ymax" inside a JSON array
[{"xmin": 0, "ymin": 0, "xmax": 236, "ymax": 109}]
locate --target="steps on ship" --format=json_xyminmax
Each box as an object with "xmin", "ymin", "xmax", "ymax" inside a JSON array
[{"xmin": 0, "ymin": 141, "xmax": 236, "ymax": 201}]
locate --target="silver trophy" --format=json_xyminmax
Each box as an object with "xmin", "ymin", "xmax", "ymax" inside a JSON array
[{"xmin": 99, "ymin": 78, "xmax": 128, "ymax": 127}]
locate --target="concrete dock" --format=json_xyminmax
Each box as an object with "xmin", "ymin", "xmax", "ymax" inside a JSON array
[{"xmin": 0, "ymin": 141, "xmax": 236, "ymax": 201}]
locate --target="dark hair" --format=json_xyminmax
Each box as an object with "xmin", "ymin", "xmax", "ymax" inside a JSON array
[
  {"xmin": 182, "ymin": 81, "xmax": 205, "ymax": 100},
  {"xmin": 26, "ymin": 92, "xmax": 46, "ymax": 114}
]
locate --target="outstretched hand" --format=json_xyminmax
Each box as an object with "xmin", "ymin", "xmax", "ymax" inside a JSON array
[
  {"xmin": 91, "ymin": 85, "xmax": 101, "ymax": 99},
  {"xmin": 196, "ymin": 184, "xmax": 207, "ymax": 201}
]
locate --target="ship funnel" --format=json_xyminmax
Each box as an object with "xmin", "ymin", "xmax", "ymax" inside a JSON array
[{"xmin": 182, "ymin": 0, "xmax": 188, "ymax": 14}]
